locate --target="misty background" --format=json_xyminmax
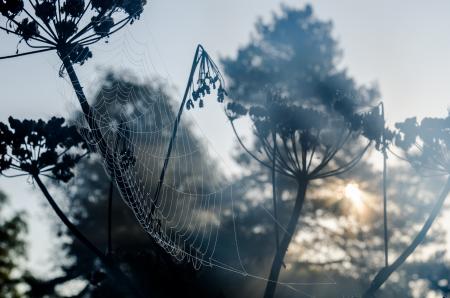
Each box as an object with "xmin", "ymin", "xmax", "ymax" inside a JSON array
[{"xmin": 1, "ymin": 0, "xmax": 450, "ymax": 297}]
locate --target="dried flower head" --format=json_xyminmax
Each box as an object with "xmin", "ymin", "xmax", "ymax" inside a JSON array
[
  {"xmin": 1, "ymin": 0, "xmax": 147, "ymax": 64},
  {"xmin": 0, "ymin": 117, "xmax": 88, "ymax": 182},
  {"xmin": 226, "ymin": 95, "xmax": 374, "ymax": 180},
  {"xmin": 395, "ymin": 113, "xmax": 450, "ymax": 175},
  {"xmin": 185, "ymin": 46, "xmax": 227, "ymax": 110}
]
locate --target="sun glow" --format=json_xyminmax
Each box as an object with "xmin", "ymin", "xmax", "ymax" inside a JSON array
[{"xmin": 344, "ymin": 183, "xmax": 364, "ymax": 209}]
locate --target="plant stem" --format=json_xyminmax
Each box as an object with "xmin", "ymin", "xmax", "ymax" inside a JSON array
[
  {"xmin": 271, "ymin": 129, "xmax": 280, "ymax": 253},
  {"xmin": 107, "ymin": 179, "xmax": 114, "ymax": 255},
  {"xmin": 363, "ymin": 176, "xmax": 450, "ymax": 297},
  {"xmin": 263, "ymin": 179, "xmax": 308, "ymax": 298},
  {"xmin": 59, "ymin": 51, "xmax": 117, "ymax": 175},
  {"xmin": 151, "ymin": 44, "xmax": 202, "ymax": 216},
  {"xmin": 382, "ymin": 145, "xmax": 389, "ymax": 267},
  {"xmin": 33, "ymin": 174, "xmax": 145, "ymax": 298},
  {"xmin": 381, "ymin": 102, "xmax": 389, "ymax": 268},
  {"xmin": 59, "ymin": 52, "xmax": 136, "ymax": 213},
  {"xmin": 59, "ymin": 53, "xmax": 93, "ymax": 121}
]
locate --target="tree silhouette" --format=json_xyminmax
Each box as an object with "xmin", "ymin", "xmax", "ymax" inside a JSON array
[
  {"xmin": 222, "ymin": 4, "xmax": 378, "ymax": 113},
  {"xmin": 0, "ymin": 191, "xmax": 27, "ymax": 298},
  {"xmin": 363, "ymin": 112, "xmax": 450, "ymax": 297},
  {"xmin": 222, "ymin": 5, "xmax": 385, "ymax": 297}
]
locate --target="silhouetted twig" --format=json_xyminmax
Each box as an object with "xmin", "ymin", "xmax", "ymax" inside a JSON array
[{"xmin": 151, "ymin": 44, "xmax": 226, "ymax": 217}]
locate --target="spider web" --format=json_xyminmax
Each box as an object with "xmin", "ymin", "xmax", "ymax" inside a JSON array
[{"xmin": 67, "ymin": 25, "xmax": 337, "ymax": 295}]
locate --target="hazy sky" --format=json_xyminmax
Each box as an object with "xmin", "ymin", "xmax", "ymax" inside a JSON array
[{"xmin": 1, "ymin": 0, "xmax": 450, "ymax": 275}]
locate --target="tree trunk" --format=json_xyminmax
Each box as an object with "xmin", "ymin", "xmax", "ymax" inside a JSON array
[
  {"xmin": 363, "ymin": 176, "xmax": 450, "ymax": 297},
  {"xmin": 33, "ymin": 174, "xmax": 145, "ymax": 298},
  {"xmin": 263, "ymin": 179, "xmax": 308, "ymax": 298}
]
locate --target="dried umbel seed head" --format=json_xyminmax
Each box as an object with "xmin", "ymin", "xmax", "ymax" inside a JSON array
[
  {"xmin": 0, "ymin": 0, "xmax": 147, "ymax": 65},
  {"xmin": 395, "ymin": 113, "xmax": 450, "ymax": 175},
  {"xmin": 185, "ymin": 47, "xmax": 228, "ymax": 110},
  {"xmin": 0, "ymin": 117, "xmax": 89, "ymax": 182}
]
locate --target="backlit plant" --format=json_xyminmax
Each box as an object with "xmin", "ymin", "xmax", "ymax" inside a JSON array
[
  {"xmin": 0, "ymin": 0, "xmax": 146, "ymax": 64},
  {"xmin": 226, "ymin": 93, "xmax": 380, "ymax": 298},
  {"xmin": 363, "ymin": 112, "xmax": 450, "ymax": 297},
  {"xmin": 0, "ymin": 116, "xmax": 88, "ymax": 181}
]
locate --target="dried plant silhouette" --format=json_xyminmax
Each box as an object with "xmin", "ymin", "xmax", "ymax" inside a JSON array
[
  {"xmin": 221, "ymin": 5, "xmax": 397, "ymax": 297},
  {"xmin": 0, "ymin": 117, "xmax": 144, "ymax": 297},
  {"xmin": 0, "ymin": 0, "xmax": 146, "ymax": 61},
  {"xmin": 0, "ymin": 0, "xmax": 147, "ymax": 242},
  {"xmin": 363, "ymin": 112, "xmax": 450, "ymax": 297},
  {"xmin": 0, "ymin": 0, "xmax": 232, "ymax": 252},
  {"xmin": 1, "ymin": 1, "xmax": 450, "ymax": 297},
  {"xmin": 151, "ymin": 44, "xmax": 226, "ymax": 219},
  {"xmin": 226, "ymin": 93, "xmax": 387, "ymax": 298},
  {"xmin": 46, "ymin": 73, "xmax": 230, "ymax": 297}
]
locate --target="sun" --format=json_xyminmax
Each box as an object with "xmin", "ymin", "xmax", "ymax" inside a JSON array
[{"xmin": 344, "ymin": 183, "xmax": 364, "ymax": 209}]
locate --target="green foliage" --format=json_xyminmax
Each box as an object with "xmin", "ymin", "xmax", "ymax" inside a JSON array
[{"xmin": 0, "ymin": 191, "xmax": 27, "ymax": 298}]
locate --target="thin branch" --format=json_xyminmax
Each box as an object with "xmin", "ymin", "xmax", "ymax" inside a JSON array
[
  {"xmin": 229, "ymin": 119, "xmax": 293, "ymax": 177},
  {"xmin": 291, "ymin": 133, "xmax": 302, "ymax": 171},
  {"xmin": 280, "ymin": 136, "xmax": 298, "ymax": 172},
  {"xmin": 25, "ymin": 39, "xmax": 55, "ymax": 49},
  {"xmin": 259, "ymin": 133, "xmax": 295, "ymax": 176},
  {"xmin": 0, "ymin": 25, "xmax": 51, "ymax": 44},
  {"xmin": 271, "ymin": 127, "xmax": 280, "ymax": 255},
  {"xmin": 67, "ymin": 3, "xmax": 121, "ymax": 43},
  {"xmin": 271, "ymin": 135, "xmax": 296, "ymax": 175},
  {"xmin": 381, "ymin": 102, "xmax": 389, "ymax": 268},
  {"xmin": 0, "ymin": 47, "xmax": 55, "ymax": 60},
  {"xmin": 311, "ymin": 142, "xmax": 370, "ymax": 179},
  {"xmin": 150, "ymin": 45, "xmax": 203, "ymax": 216},
  {"xmin": 74, "ymin": 0, "xmax": 92, "ymax": 27},
  {"xmin": 0, "ymin": 173, "xmax": 29, "ymax": 178},
  {"xmin": 74, "ymin": 16, "xmax": 131, "ymax": 45},
  {"xmin": 309, "ymin": 129, "xmax": 350, "ymax": 177},
  {"xmin": 306, "ymin": 130, "xmax": 320, "ymax": 173},
  {"xmin": 295, "ymin": 259, "xmax": 345, "ymax": 267}
]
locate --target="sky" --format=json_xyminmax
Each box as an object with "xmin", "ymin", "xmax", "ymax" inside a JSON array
[{"xmin": 1, "ymin": 0, "xmax": 450, "ymax": 275}]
